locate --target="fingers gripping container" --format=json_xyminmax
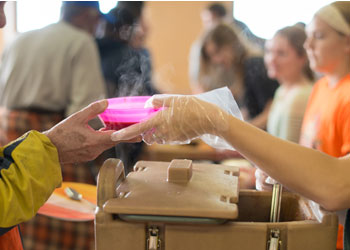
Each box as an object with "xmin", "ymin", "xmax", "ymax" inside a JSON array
[
  {"xmin": 98, "ymin": 96, "xmax": 161, "ymax": 130},
  {"xmin": 95, "ymin": 159, "xmax": 338, "ymax": 250}
]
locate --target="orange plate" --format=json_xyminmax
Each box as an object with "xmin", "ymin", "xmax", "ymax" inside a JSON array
[{"xmin": 37, "ymin": 182, "xmax": 97, "ymax": 221}]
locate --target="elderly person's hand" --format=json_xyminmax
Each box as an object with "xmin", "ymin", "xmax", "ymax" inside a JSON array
[
  {"xmin": 44, "ymin": 100, "xmax": 141, "ymax": 164},
  {"xmin": 111, "ymin": 95, "xmax": 231, "ymax": 144}
]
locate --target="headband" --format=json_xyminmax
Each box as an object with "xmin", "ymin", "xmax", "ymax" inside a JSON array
[{"xmin": 315, "ymin": 4, "xmax": 350, "ymax": 36}]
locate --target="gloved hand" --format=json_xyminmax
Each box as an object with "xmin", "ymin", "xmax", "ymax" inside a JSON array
[{"xmin": 111, "ymin": 95, "xmax": 231, "ymax": 145}]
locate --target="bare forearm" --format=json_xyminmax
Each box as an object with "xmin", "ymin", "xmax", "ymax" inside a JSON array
[{"xmin": 220, "ymin": 115, "xmax": 350, "ymax": 210}]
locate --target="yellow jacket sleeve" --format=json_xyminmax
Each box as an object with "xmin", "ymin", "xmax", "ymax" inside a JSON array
[{"xmin": 0, "ymin": 130, "xmax": 62, "ymax": 227}]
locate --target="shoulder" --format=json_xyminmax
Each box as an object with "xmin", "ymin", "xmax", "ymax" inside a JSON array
[
  {"xmin": 273, "ymin": 86, "xmax": 283, "ymax": 97},
  {"xmin": 307, "ymin": 77, "xmax": 327, "ymax": 98},
  {"xmin": 337, "ymin": 76, "xmax": 350, "ymax": 107},
  {"xmin": 339, "ymin": 75, "xmax": 350, "ymax": 91},
  {"xmin": 9, "ymin": 26, "xmax": 43, "ymax": 46},
  {"xmin": 57, "ymin": 22, "xmax": 94, "ymax": 45},
  {"xmin": 289, "ymin": 85, "xmax": 313, "ymax": 107},
  {"xmin": 293, "ymin": 84, "xmax": 313, "ymax": 97}
]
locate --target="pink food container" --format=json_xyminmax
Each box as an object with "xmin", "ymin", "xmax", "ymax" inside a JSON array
[{"xmin": 98, "ymin": 96, "xmax": 161, "ymax": 131}]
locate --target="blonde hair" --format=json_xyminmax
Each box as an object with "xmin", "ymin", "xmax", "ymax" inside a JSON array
[
  {"xmin": 331, "ymin": 1, "xmax": 350, "ymax": 27},
  {"xmin": 315, "ymin": 1, "xmax": 350, "ymax": 35}
]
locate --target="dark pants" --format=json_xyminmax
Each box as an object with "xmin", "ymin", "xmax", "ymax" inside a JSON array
[{"xmin": 345, "ymin": 210, "xmax": 350, "ymax": 250}]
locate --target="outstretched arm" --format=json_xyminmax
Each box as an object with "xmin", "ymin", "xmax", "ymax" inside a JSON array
[
  {"xmin": 0, "ymin": 131, "xmax": 62, "ymax": 227},
  {"xmin": 111, "ymin": 96, "xmax": 350, "ymax": 211},
  {"xmin": 222, "ymin": 115, "xmax": 350, "ymax": 211},
  {"xmin": 0, "ymin": 100, "xmax": 140, "ymax": 227}
]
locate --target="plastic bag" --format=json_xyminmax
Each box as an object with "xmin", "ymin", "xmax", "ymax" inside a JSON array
[
  {"xmin": 143, "ymin": 87, "xmax": 242, "ymax": 150},
  {"xmin": 195, "ymin": 87, "xmax": 243, "ymax": 150}
]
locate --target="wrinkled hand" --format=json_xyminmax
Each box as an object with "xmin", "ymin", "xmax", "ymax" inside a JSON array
[
  {"xmin": 44, "ymin": 100, "xmax": 141, "ymax": 164},
  {"xmin": 111, "ymin": 95, "xmax": 230, "ymax": 145}
]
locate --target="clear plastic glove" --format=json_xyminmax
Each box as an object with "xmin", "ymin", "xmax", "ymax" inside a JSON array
[
  {"xmin": 111, "ymin": 95, "xmax": 230, "ymax": 146},
  {"xmin": 111, "ymin": 87, "xmax": 242, "ymax": 149}
]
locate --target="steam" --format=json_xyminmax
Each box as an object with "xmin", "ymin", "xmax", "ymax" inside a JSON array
[{"xmin": 112, "ymin": 48, "xmax": 156, "ymax": 97}]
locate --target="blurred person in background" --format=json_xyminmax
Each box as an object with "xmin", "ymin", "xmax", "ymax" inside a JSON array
[
  {"xmin": 200, "ymin": 3, "xmax": 229, "ymax": 32},
  {"xmin": 264, "ymin": 25, "xmax": 314, "ymax": 143},
  {"xmin": 110, "ymin": 4, "xmax": 350, "ymax": 249},
  {"xmin": 250, "ymin": 24, "xmax": 314, "ymax": 193},
  {"xmin": 0, "ymin": 99, "xmax": 136, "ymax": 250},
  {"xmin": 0, "ymin": 3, "xmax": 137, "ymax": 250},
  {"xmin": 257, "ymin": 2, "xmax": 350, "ymax": 249},
  {"xmin": 97, "ymin": 1, "xmax": 157, "ymax": 98},
  {"xmin": 189, "ymin": 3, "xmax": 265, "ymax": 93},
  {"xmin": 198, "ymin": 23, "xmax": 279, "ymax": 130},
  {"xmin": 97, "ymin": 1, "xmax": 158, "ymax": 174},
  {"xmin": 0, "ymin": 1, "xmax": 107, "ymax": 249},
  {"xmin": 0, "ymin": 1, "xmax": 106, "ymax": 144},
  {"xmin": 189, "ymin": 3, "xmax": 228, "ymax": 93},
  {"xmin": 189, "ymin": 19, "xmax": 277, "ymax": 188}
]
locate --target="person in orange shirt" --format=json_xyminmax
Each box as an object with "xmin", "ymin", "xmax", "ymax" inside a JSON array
[
  {"xmin": 111, "ymin": 2, "xmax": 350, "ymax": 249},
  {"xmin": 257, "ymin": 2, "xmax": 350, "ymax": 248},
  {"xmin": 257, "ymin": 0, "xmax": 350, "ymax": 184},
  {"xmin": 300, "ymin": 6, "xmax": 350, "ymax": 246},
  {"xmin": 299, "ymin": 76, "xmax": 350, "ymax": 156}
]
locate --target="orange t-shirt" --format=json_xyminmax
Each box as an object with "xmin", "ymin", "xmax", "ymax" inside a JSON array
[{"xmin": 300, "ymin": 74, "xmax": 350, "ymax": 157}]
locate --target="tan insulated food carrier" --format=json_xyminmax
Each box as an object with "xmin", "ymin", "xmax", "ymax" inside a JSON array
[{"xmin": 95, "ymin": 158, "xmax": 338, "ymax": 250}]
